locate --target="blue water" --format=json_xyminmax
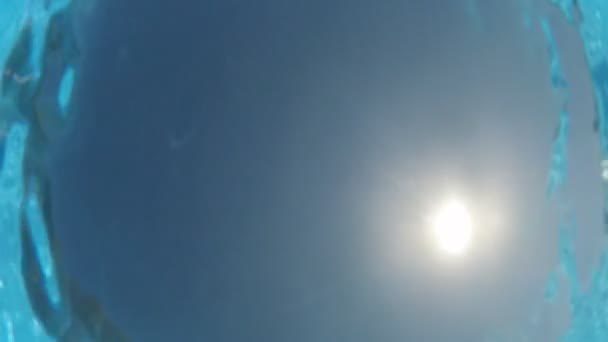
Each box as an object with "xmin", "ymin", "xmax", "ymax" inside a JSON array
[
  {"xmin": 0, "ymin": 0, "xmax": 85, "ymax": 340},
  {"xmin": 540, "ymin": 1, "xmax": 608, "ymax": 340},
  {"xmin": 2, "ymin": 0, "xmax": 608, "ymax": 341}
]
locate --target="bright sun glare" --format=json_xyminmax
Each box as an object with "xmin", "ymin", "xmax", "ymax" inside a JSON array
[{"xmin": 431, "ymin": 199, "xmax": 473, "ymax": 256}]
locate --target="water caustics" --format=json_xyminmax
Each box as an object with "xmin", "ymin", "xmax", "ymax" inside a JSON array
[
  {"xmin": 0, "ymin": 2, "xmax": 71, "ymax": 340},
  {"xmin": 0, "ymin": 0, "xmax": 127, "ymax": 341},
  {"xmin": 530, "ymin": 0, "xmax": 608, "ymax": 341}
]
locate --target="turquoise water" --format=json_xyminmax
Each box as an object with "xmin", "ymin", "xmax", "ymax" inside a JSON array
[
  {"xmin": 528, "ymin": 0, "xmax": 608, "ymax": 340},
  {"xmin": 0, "ymin": 0, "xmax": 76, "ymax": 341}
]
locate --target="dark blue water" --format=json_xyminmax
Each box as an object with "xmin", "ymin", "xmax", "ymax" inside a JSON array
[{"xmin": 3, "ymin": 0, "xmax": 608, "ymax": 341}]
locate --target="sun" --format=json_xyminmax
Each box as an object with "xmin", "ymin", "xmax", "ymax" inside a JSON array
[{"xmin": 431, "ymin": 199, "xmax": 473, "ymax": 256}]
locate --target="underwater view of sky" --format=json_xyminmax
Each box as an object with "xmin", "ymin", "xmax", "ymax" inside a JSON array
[{"xmin": 45, "ymin": 0, "xmax": 605, "ymax": 340}]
